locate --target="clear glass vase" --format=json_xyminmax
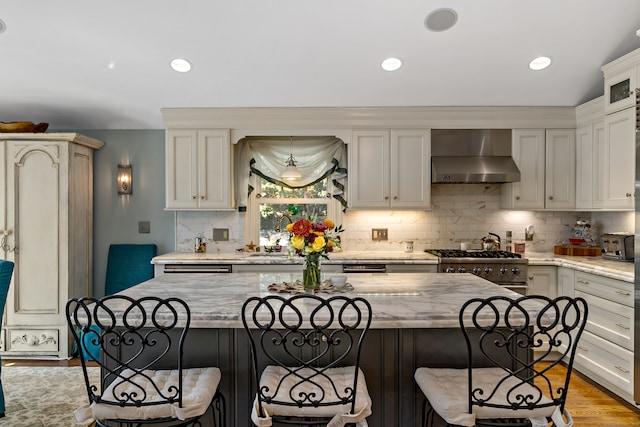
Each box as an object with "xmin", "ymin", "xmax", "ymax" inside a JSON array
[{"xmin": 303, "ymin": 254, "xmax": 321, "ymax": 290}]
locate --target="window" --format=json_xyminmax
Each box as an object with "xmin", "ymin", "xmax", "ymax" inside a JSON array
[
  {"xmin": 256, "ymin": 177, "xmax": 339, "ymax": 249},
  {"xmin": 237, "ymin": 136, "xmax": 347, "ymax": 249}
]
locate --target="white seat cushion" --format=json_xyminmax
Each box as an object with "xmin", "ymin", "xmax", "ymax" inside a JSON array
[
  {"xmin": 414, "ymin": 367, "xmax": 557, "ymax": 427},
  {"xmin": 251, "ymin": 365, "xmax": 372, "ymax": 427},
  {"xmin": 74, "ymin": 367, "xmax": 221, "ymax": 423}
]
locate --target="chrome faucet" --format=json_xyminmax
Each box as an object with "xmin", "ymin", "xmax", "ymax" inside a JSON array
[{"xmin": 274, "ymin": 211, "xmax": 293, "ymax": 232}]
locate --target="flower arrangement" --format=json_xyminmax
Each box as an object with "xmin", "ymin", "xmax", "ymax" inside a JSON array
[{"xmin": 286, "ymin": 218, "xmax": 344, "ymax": 289}]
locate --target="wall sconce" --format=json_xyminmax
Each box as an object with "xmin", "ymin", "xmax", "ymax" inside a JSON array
[{"xmin": 117, "ymin": 164, "xmax": 132, "ymax": 195}]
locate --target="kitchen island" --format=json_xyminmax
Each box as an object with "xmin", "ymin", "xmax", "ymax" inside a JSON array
[{"xmin": 116, "ymin": 272, "xmax": 525, "ymax": 426}]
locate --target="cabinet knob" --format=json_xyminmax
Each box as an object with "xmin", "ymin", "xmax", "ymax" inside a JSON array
[
  {"xmin": 192, "ymin": 195, "xmax": 197, "ymax": 200},
  {"xmin": 515, "ymin": 196, "xmax": 520, "ymax": 200},
  {"xmin": 548, "ymin": 196, "xmax": 554, "ymax": 200},
  {"xmin": 626, "ymin": 192, "xmax": 632, "ymax": 197},
  {"xmin": 384, "ymin": 196, "xmax": 389, "ymax": 200},
  {"xmin": 393, "ymin": 196, "xmax": 398, "ymax": 200},
  {"xmin": 200, "ymin": 195, "xmax": 205, "ymax": 200}
]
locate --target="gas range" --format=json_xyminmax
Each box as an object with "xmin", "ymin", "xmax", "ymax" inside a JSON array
[{"xmin": 424, "ymin": 249, "xmax": 529, "ymax": 292}]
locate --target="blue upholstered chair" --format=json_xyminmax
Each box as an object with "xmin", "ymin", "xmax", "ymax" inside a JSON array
[
  {"xmin": 0, "ymin": 260, "xmax": 15, "ymax": 418},
  {"xmin": 104, "ymin": 244, "xmax": 157, "ymax": 295},
  {"xmin": 80, "ymin": 244, "xmax": 157, "ymax": 361}
]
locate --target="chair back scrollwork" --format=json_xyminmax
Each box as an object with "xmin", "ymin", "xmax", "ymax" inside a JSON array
[
  {"xmin": 460, "ymin": 295, "xmax": 588, "ymax": 416},
  {"xmin": 242, "ymin": 294, "xmax": 372, "ymax": 416},
  {"xmin": 66, "ymin": 295, "xmax": 190, "ymax": 410}
]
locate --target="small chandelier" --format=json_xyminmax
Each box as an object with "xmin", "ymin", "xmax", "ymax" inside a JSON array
[{"xmin": 281, "ymin": 137, "xmax": 302, "ymax": 180}]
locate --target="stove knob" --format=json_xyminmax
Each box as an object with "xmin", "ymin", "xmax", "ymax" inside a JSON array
[
  {"xmin": 472, "ymin": 267, "xmax": 482, "ymax": 275},
  {"xmin": 511, "ymin": 267, "xmax": 520, "ymax": 275},
  {"xmin": 499, "ymin": 267, "xmax": 507, "ymax": 275},
  {"xmin": 484, "ymin": 267, "xmax": 493, "ymax": 275},
  {"xmin": 445, "ymin": 267, "xmax": 455, "ymax": 273},
  {"xmin": 457, "ymin": 267, "xmax": 467, "ymax": 273}
]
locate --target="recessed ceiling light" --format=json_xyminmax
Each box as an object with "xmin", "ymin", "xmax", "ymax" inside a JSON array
[
  {"xmin": 529, "ymin": 56, "xmax": 551, "ymax": 71},
  {"xmin": 381, "ymin": 57, "xmax": 402, "ymax": 72},
  {"xmin": 424, "ymin": 8, "xmax": 458, "ymax": 32},
  {"xmin": 0, "ymin": 18, "xmax": 6, "ymax": 34},
  {"xmin": 170, "ymin": 58, "xmax": 191, "ymax": 73}
]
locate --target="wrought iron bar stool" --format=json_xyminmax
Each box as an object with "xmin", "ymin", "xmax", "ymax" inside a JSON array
[
  {"xmin": 242, "ymin": 294, "xmax": 373, "ymax": 426},
  {"xmin": 415, "ymin": 295, "xmax": 588, "ymax": 427},
  {"xmin": 67, "ymin": 295, "xmax": 226, "ymax": 426}
]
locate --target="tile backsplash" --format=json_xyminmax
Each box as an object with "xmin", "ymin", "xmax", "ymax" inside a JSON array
[{"xmin": 176, "ymin": 184, "xmax": 633, "ymax": 253}]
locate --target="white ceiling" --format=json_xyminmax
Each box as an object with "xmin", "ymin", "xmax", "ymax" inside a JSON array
[{"xmin": 2, "ymin": 1, "xmax": 640, "ymax": 130}]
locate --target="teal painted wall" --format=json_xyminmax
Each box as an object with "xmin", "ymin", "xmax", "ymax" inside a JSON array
[{"xmin": 75, "ymin": 129, "xmax": 175, "ymax": 296}]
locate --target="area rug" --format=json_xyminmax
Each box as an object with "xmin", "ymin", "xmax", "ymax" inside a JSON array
[{"xmin": 2, "ymin": 366, "xmax": 98, "ymax": 426}]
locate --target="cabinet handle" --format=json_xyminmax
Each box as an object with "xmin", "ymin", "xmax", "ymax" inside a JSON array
[
  {"xmin": 549, "ymin": 196, "xmax": 554, "ymax": 200},
  {"xmin": 626, "ymin": 192, "xmax": 632, "ymax": 197},
  {"xmin": 393, "ymin": 196, "xmax": 398, "ymax": 200},
  {"xmin": 200, "ymin": 196, "xmax": 205, "ymax": 200},
  {"xmin": 615, "ymin": 366, "xmax": 630, "ymax": 374},
  {"xmin": 515, "ymin": 196, "xmax": 521, "ymax": 200},
  {"xmin": 576, "ymin": 279, "xmax": 589, "ymax": 284},
  {"xmin": 384, "ymin": 196, "xmax": 389, "ymax": 200},
  {"xmin": 615, "ymin": 289, "xmax": 631, "ymax": 296},
  {"xmin": 577, "ymin": 345, "xmax": 588, "ymax": 352},
  {"xmin": 528, "ymin": 276, "xmax": 533, "ymax": 280},
  {"xmin": 615, "ymin": 322, "xmax": 630, "ymax": 330},
  {"xmin": 0, "ymin": 230, "xmax": 14, "ymax": 252},
  {"xmin": 192, "ymin": 195, "xmax": 197, "ymax": 200}
]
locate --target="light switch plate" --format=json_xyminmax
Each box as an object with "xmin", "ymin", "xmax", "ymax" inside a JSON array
[
  {"xmin": 372, "ymin": 228, "xmax": 388, "ymax": 241},
  {"xmin": 138, "ymin": 221, "xmax": 150, "ymax": 234},
  {"xmin": 213, "ymin": 228, "xmax": 229, "ymax": 241}
]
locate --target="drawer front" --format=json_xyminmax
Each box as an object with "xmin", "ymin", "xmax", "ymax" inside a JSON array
[
  {"xmin": 574, "ymin": 290, "xmax": 633, "ymax": 350},
  {"xmin": 6, "ymin": 329, "xmax": 59, "ymax": 353},
  {"xmin": 575, "ymin": 330, "xmax": 633, "ymax": 394},
  {"xmin": 574, "ymin": 272, "xmax": 633, "ymax": 307}
]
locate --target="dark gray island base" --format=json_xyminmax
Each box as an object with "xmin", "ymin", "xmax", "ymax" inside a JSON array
[{"xmin": 117, "ymin": 272, "xmax": 525, "ymax": 426}]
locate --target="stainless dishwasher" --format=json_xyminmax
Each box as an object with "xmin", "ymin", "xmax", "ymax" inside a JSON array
[{"xmin": 342, "ymin": 264, "xmax": 387, "ymax": 273}]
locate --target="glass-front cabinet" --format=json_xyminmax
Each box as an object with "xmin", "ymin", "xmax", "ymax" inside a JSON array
[{"xmin": 604, "ymin": 70, "xmax": 635, "ymax": 114}]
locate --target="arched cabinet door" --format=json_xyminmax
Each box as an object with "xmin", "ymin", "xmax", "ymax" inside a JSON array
[{"xmin": 0, "ymin": 133, "xmax": 103, "ymax": 358}]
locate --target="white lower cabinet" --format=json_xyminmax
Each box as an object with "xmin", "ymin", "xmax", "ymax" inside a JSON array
[
  {"xmin": 526, "ymin": 266, "xmax": 557, "ymax": 297},
  {"xmin": 572, "ymin": 271, "xmax": 635, "ymax": 400}
]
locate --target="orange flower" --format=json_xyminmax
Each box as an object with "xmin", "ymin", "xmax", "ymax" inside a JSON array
[
  {"xmin": 285, "ymin": 223, "xmax": 294, "ymax": 233},
  {"xmin": 292, "ymin": 219, "xmax": 312, "ymax": 236},
  {"xmin": 323, "ymin": 219, "xmax": 335, "ymax": 230}
]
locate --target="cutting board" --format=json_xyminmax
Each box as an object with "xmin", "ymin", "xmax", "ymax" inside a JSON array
[{"xmin": 553, "ymin": 245, "xmax": 601, "ymax": 256}]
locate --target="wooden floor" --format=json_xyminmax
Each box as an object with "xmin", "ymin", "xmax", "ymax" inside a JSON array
[{"xmin": 2, "ymin": 359, "xmax": 640, "ymax": 426}]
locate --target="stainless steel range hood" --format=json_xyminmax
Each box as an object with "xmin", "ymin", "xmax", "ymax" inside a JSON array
[{"xmin": 431, "ymin": 129, "xmax": 520, "ymax": 183}]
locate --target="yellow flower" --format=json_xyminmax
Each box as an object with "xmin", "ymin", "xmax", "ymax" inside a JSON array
[
  {"xmin": 291, "ymin": 235, "xmax": 305, "ymax": 250},
  {"xmin": 285, "ymin": 223, "xmax": 294, "ymax": 233},
  {"xmin": 323, "ymin": 219, "xmax": 335, "ymax": 229},
  {"xmin": 311, "ymin": 236, "xmax": 326, "ymax": 252}
]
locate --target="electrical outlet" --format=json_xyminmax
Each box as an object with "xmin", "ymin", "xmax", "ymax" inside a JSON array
[
  {"xmin": 138, "ymin": 221, "xmax": 150, "ymax": 234},
  {"xmin": 213, "ymin": 228, "xmax": 229, "ymax": 241},
  {"xmin": 372, "ymin": 228, "xmax": 388, "ymax": 241}
]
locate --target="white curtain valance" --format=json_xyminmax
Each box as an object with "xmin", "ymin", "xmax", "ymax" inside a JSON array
[{"xmin": 236, "ymin": 136, "xmax": 347, "ymax": 210}]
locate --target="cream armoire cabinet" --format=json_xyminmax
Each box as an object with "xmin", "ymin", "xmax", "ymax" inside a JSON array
[{"xmin": 0, "ymin": 133, "xmax": 104, "ymax": 358}]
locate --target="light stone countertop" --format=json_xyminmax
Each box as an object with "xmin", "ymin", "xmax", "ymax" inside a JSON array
[
  {"xmin": 525, "ymin": 252, "xmax": 633, "ymax": 282},
  {"xmin": 118, "ymin": 272, "xmax": 521, "ymax": 329},
  {"xmin": 152, "ymin": 250, "xmax": 633, "ymax": 281},
  {"xmin": 152, "ymin": 250, "xmax": 440, "ymax": 265}
]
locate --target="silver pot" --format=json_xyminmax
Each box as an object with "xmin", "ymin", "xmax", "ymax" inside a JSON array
[{"xmin": 482, "ymin": 232, "xmax": 501, "ymax": 251}]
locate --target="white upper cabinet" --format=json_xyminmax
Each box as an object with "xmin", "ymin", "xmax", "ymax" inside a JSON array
[
  {"xmin": 602, "ymin": 47, "xmax": 640, "ymax": 115},
  {"xmin": 603, "ymin": 68, "xmax": 637, "ymax": 114},
  {"xmin": 545, "ymin": 129, "xmax": 576, "ymax": 210},
  {"xmin": 502, "ymin": 129, "xmax": 575, "ymax": 210},
  {"xmin": 165, "ymin": 129, "xmax": 233, "ymax": 210},
  {"xmin": 601, "ymin": 107, "xmax": 635, "ymax": 209},
  {"xmin": 349, "ymin": 129, "xmax": 430, "ymax": 209}
]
